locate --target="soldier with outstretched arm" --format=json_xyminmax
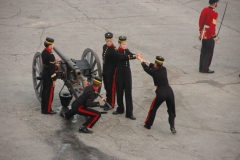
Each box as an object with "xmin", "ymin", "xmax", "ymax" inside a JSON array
[
  {"xmin": 112, "ymin": 36, "xmax": 142, "ymax": 120},
  {"xmin": 137, "ymin": 55, "xmax": 177, "ymax": 134}
]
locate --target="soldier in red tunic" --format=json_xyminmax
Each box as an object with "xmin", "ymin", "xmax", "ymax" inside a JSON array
[{"xmin": 199, "ymin": 0, "xmax": 219, "ymax": 73}]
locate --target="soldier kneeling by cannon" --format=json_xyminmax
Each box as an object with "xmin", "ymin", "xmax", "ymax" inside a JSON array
[
  {"xmin": 60, "ymin": 77, "xmax": 107, "ymax": 134},
  {"xmin": 32, "ymin": 36, "xmax": 103, "ymax": 113}
]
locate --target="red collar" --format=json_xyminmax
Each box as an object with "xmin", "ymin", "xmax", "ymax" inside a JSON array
[
  {"xmin": 118, "ymin": 47, "xmax": 124, "ymax": 51},
  {"xmin": 107, "ymin": 44, "xmax": 114, "ymax": 48},
  {"xmin": 92, "ymin": 86, "xmax": 98, "ymax": 92},
  {"xmin": 45, "ymin": 47, "xmax": 52, "ymax": 53}
]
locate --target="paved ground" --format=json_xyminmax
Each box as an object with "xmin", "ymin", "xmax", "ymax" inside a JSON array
[{"xmin": 0, "ymin": 0, "xmax": 240, "ymax": 160}]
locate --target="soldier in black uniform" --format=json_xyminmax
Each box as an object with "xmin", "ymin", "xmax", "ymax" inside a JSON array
[
  {"xmin": 101, "ymin": 32, "xmax": 117, "ymax": 111},
  {"xmin": 61, "ymin": 77, "xmax": 106, "ymax": 134},
  {"xmin": 41, "ymin": 37, "xmax": 59, "ymax": 114},
  {"xmin": 137, "ymin": 56, "xmax": 177, "ymax": 133},
  {"xmin": 112, "ymin": 36, "xmax": 141, "ymax": 120}
]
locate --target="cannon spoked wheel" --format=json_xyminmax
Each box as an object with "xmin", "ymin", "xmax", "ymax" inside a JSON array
[
  {"xmin": 32, "ymin": 52, "xmax": 43, "ymax": 103},
  {"xmin": 81, "ymin": 48, "xmax": 102, "ymax": 91}
]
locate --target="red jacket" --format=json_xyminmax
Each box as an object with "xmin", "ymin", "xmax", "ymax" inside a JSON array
[{"xmin": 199, "ymin": 7, "xmax": 218, "ymax": 39}]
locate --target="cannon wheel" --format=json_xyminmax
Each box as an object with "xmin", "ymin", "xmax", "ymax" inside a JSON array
[
  {"xmin": 81, "ymin": 48, "xmax": 102, "ymax": 92},
  {"xmin": 32, "ymin": 52, "xmax": 43, "ymax": 103}
]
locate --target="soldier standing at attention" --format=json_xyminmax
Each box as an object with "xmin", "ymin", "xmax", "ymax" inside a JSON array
[
  {"xmin": 41, "ymin": 37, "xmax": 59, "ymax": 114},
  {"xmin": 101, "ymin": 32, "xmax": 117, "ymax": 111},
  {"xmin": 199, "ymin": 0, "xmax": 219, "ymax": 73},
  {"xmin": 137, "ymin": 56, "xmax": 177, "ymax": 134},
  {"xmin": 60, "ymin": 77, "xmax": 106, "ymax": 134},
  {"xmin": 112, "ymin": 36, "xmax": 141, "ymax": 120}
]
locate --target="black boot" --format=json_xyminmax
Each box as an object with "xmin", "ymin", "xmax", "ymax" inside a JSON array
[
  {"xmin": 170, "ymin": 127, "xmax": 177, "ymax": 134},
  {"xmin": 112, "ymin": 110, "xmax": 124, "ymax": 115},
  {"xmin": 126, "ymin": 115, "xmax": 136, "ymax": 120},
  {"xmin": 79, "ymin": 126, "xmax": 93, "ymax": 134},
  {"xmin": 144, "ymin": 124, "xmax": 151, "ymax": 129},
  {"xmin": 100, "ymin": 103, "xmax": 107, "ymax": 108},
  {"xmin": 103, "ymin": 106, "xmax": 111, "ymax": 111}
]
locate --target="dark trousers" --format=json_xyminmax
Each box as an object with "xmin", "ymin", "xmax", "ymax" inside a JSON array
[
  {"xmin": 115, "ymin": 67, "xmax": 133, "ymax": 117},
  {"xmin": 65, "ymin": 100, "xmax": 101, "ymax": 128},
  {"xmin": 199, "ymin": 38, "xmax": 215, "ymax": 72},
  {"xmin": 145, "ymin": 86, "xmax": 176, "ymax": 128},
  {"xmin": 102, "ymin": 68, "xmax": 115, "ymax": 107},
  {"xmin": 41, "ymin": 69, "xmax": 54, "ymax": 113}
]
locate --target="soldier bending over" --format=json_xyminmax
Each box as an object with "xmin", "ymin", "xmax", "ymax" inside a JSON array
[
  {"xmin": 61, "ymin": 77, "xmax": 106, "ymax": 134},
  {"xmin": 137, "ymin": 56, "xmax": 177, "ymax": 134}
]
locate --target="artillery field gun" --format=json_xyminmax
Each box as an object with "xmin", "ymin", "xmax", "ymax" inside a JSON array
[{"xmin": 32, "ymin": 47, "xmax": 102, "ymax": 106}]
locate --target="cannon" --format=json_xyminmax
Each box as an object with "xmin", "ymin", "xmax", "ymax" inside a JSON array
[{"xmin": 32, "ymin": 47, "xmax": 102, "ymax": 105}]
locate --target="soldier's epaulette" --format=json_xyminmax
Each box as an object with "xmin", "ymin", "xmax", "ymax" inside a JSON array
[
  {"xmin": 50, "ymin": 52, "xmax": 53, "ymax": 54},
  {"xmin": 114, "ymin": 47, "xmax": 117, "ymax": 51}
]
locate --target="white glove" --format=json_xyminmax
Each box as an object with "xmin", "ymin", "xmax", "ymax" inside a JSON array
[{"xmin": 213, "ymin": 36, "xmax": 220, "ymax": 42}]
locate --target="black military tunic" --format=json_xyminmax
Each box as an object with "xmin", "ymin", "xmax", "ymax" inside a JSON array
[
  {"xmin": 141, "ymin": 62, "xmax": 176, "ymax": 129},
  {"xmin": 102, "ymin": 44, "xmax": 116, "ymax": 107},
  {"xmin": 41, "ymin": 48, "xmax": 57, "ymax": 113},
  {"xmin": 114, "ymin": 48, "xmax": 136, "ymax": 117},
  {"xmin": 65, "ymin": 85, "xmax": 101, "ymax": 128}
]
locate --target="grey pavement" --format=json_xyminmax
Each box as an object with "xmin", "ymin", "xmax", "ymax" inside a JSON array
[{"xmin": 0, "ymin": 0, "xmax": 240, "ymax": 160}]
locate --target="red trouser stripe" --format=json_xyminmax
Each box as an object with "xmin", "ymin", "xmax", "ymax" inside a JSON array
[
  {"xmin": 78, "ymin": 106, "xmax": 99, "ymax": 128},
  {"xmin": 47, "ymin": 83, "xmax": 54, "ymax": 113},
  {"xmin": 145, "ymin": 97, "xmax": 156, "ymax": 124},
  {"xmin": 111, "ymin": 68, "xmax": 117, "ymax": 108}
]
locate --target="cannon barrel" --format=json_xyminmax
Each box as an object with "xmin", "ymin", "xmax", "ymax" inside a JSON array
[
  {"xmin": 53, "ymin": 47, "xmax": 78, "ymax": 71},
  {"xmin": 53, "ymin": 47, "xmax": 85, "ymax": 81}
]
